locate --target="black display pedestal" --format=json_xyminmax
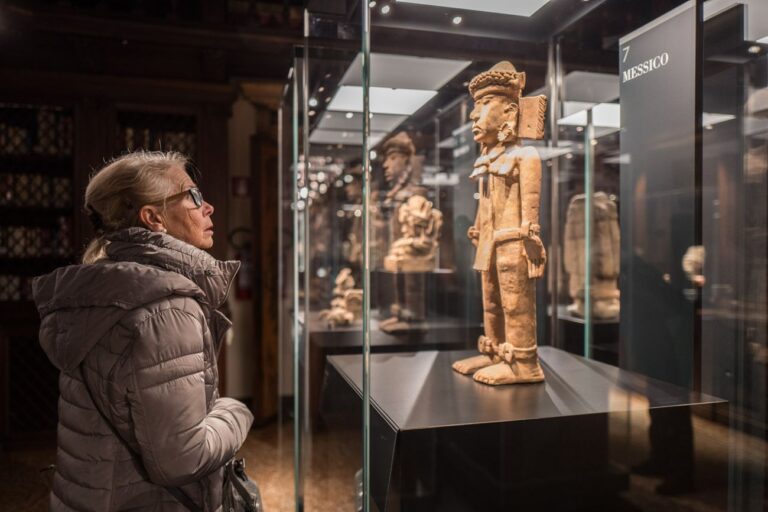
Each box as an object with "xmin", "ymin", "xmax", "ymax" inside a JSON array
[
  {"xmin": 326, "ymin": 348, "xmax": 725, "ymax": 512},
  {"xmin": 307, "ymin": 312, "xmax": 481, "ymax": 427},
  {"xmin": 556, "ymin": 305, "xmax": 620, "ymax": 365},
  {"xmin": 373, "ymin": 269, "xmax": 459, "ymax": 319}
]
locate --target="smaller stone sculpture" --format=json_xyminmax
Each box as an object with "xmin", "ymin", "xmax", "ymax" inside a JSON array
[
  {"xmin": 563, "ymin": 192, "xmax": 620, "ymax": 319},
  {"xmin": 318, "ymin": 268, "xmax": 363, "ymax": 328},
  {"xmin": 384, "ymin": 195, "xmax": 443, "ymax": 272},
  {"xmin": 682, "ymin": 245, "xmax": 705, "ymax": 287}
]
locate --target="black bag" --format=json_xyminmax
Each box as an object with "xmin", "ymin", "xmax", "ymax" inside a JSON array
[{"xmin": 222, "ymin": 458, "xmax": 264, "ymax": 512}]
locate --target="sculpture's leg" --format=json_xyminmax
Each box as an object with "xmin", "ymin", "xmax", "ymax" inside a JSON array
[
  {"xmin": 474, "ymin": 241, "xmax": 544, "ymax": 385},
  {"xmin": 403, "ymin": 273, "xmax": 426, "ymax": 322},
  {"xmin": 453, "ymin": 262, "xmax": 502, "ymax": 375},
  {"xmin": 380, "ymin": 272, "xmax": 404, "ymax": 330}
]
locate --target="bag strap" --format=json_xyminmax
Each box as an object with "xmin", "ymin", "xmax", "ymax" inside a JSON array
[{"xmin": 77, "ymin": 365, "xmax": 203, "ymax": 512}]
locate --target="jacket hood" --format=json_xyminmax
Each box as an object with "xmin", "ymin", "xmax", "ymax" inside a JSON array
[{"xmin": 32, "ymin": 227, "xmax": 239, "ymax": 371}]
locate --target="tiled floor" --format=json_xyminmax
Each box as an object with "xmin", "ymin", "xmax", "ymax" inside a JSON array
[{"xmin": 1, "ymin": 411, "xmax": 765, "ymax": 511}]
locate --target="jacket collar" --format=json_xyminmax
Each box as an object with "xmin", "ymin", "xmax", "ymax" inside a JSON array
[{"xmin": 105, "ymin": 227, "xmax": 240, "ymax": 309}]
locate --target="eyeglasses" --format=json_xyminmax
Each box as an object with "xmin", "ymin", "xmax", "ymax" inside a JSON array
[{"xmin": 164, "ymin": 187, "xmax": 204, "ymax": 209}]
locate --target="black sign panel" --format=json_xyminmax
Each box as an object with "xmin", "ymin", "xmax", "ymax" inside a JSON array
[{"xmin": 619, "ymin": 1, "xmax": 698, "ymax": 389}]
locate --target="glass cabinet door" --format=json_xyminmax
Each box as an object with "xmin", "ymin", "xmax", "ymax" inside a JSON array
[{"xmin": 282, "ymin": 1, "xmax": 768, "ymax": 510}]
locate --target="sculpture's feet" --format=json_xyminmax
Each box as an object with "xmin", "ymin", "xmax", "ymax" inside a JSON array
[
  {"xmin": 452, "ymin": 355, "xmax": 494, "ymax": 375},
  {"xmin": 474, "ymin": 343, "xmax": 544, "ymax": 385},
  {"xmin": 380, "ymin": 319, "xmax": 410, "ymax": 334},
  {"xmin": 379, "ymin": 316, "xmax": 399, "ymax": 328},
  {"xmin": 473, "ymin": 360, "xmax": 544, "ymax": 385},
  {"xmin": 452, "ymin": 335, "xmax": 499, "ymax": 374}
]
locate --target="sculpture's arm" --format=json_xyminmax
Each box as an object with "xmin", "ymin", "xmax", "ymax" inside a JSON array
[
  {"xmin": 519, "ymin": 150, "xmax": 546, "ymax": 279},
  {"xmin": 467, "ymin": 180, "xmax": 481, "ymax": 247}
]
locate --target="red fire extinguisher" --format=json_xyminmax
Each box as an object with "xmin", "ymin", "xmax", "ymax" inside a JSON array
[{"xmin": 229, "ymin": 227, "xmax": 253, "ymax": 300}]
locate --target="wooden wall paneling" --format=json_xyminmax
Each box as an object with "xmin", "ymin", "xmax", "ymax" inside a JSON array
[
  {"xmin": 250, "ymin": 124, "xmax": 279, "ymax": 424},
  {"xmin": 0, "ymin": 332, "xmax": 8, "ymax": 444},
  {"xmin": 75, "ymin": 99, "xmax": 115, "ymax": 258}
]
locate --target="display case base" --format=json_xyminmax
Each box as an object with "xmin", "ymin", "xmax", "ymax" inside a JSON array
[
  {"xmin": 326, "ymin": 347, "xmax": 726, "ymax": 512},
  {"xmin": 307, "ymin": 312, "xmax": 482, "ymax": 429}
]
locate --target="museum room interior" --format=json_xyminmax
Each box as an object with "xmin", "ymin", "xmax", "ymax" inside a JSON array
[{"xmin": 1, "ymin": 0, "xmax": 768, "ymax": 511}]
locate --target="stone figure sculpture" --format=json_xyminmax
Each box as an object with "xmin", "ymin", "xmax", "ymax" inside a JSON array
[
  {"xmin": 682, "ymin": 245, "xmax": 705, "ymax": 287},
  {"xmin": 381, "ymin": 132, "xmax": 427, "ymax": 209},
  {"xmin": 341, "ymin": 162, "xmax": 363, "ymax": 270},
  {"xmin": 563, "ymin": 192, "xmax": 620, "ymax": 319},
  {"xmin": 384, "ymin": 195, "xmax": 443, "ymax": 272},
  {"xmin": 319, "ymin": 268, "xmax": 363, "ymax": 327},
  {"xmin": 377, "ymin": 132, "xmax": 432, "ymax": 334},
  {"xmin": 451, "ymin": 61, "xmax": 548, "ymax": 385}
]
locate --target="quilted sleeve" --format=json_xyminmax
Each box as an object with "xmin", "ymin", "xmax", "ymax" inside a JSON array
[{"xmin": 127, "ymin": 306, "xmax": 254, "ymax": 487}]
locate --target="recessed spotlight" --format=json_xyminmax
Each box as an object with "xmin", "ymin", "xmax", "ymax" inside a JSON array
[
  {"xmin": 452, "ymin": 16, "xmax": 462, "ymax": 25},
  {"xmin": 318, "ymin": 86, "xmax": 325, "ymax": 92},
  {"xmin": 309, "ymin": 110, "xmax": 316, "ymax": 116},
  {"xmin": 345, "ymin": 112, "xmax": 354, "ymax": 119},
  {"xmin": 369, "ymin": 150, "xmax": 377, "ymax": 160},
  {"xmin": 576, "ymin": 126, "xmax": 584, "ymax": 132},
  {"xmin": 381, "ymin": 4, "xmax": 391, "ymax": 15},
  {"xmin": 309, "ymin": 97, "xmax": 318, "ymax": 107},
  {"xmin": 748, "ymin": 45, "xmax": 762, "ymax": 55},
  {"xmin": 369, "ymin": 0, "xmax": 377, "ymax": 7},
  {"xmin": 565, "ymin": 153, "xmax": 573, "ymax": 160},
  {"xmin": 325, "ymin": 97, "xmax": 331, "ymax": 103}
]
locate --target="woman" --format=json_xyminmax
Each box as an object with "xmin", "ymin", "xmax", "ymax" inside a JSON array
[{"xmin": 32, "ymin": 151, "xmax": 254, "ymax": 511}]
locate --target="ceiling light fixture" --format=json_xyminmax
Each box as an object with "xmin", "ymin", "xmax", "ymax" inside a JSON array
[
  {"xmin": 395, "ymin": 0, "xmax": 550, "ymax": 17},
  {"xmin": 345, "ymin": 112, "xmax": 354, "ymax": 119},
  {"xmin": 748, "ymin": 45, "xmax": 762, "ymax": 55},
  {"xmin": 329, "ymin": 86, "xmax": 437, "ymax": 115},
  {"xmin": 452, "ymin": 16, "xmax": 462, "ymax": 25},
  {"xmin": 381, "ymin": 4, "xmax": 391, "ymax": 14},
  {"xmin": 309, "ymin": 97, "xmax": 318, "ymax": 107}
]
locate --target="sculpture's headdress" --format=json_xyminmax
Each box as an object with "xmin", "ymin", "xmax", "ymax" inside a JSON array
[
  {"xmin": 468, "ymin": 61, "xmax": 526, "ymax": 101},
  {"xmin": 383, "ymin": 131, "xmax": 415, "ymax": 157}
]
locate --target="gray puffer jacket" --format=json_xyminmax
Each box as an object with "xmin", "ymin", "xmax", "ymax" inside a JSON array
[{"xmin": 32, "ymin": 227, "xmax": 254, "ymax": 511}]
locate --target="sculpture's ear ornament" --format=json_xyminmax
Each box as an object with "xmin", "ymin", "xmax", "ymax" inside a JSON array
[{"xmin": 519, "ymin": 95, "xmax": 548, "ymax": 140}]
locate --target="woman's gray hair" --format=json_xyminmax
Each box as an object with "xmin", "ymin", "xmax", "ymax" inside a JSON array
[{"xmin": 82, "ymin": 151, "xmax": 189, "ymax": 264}]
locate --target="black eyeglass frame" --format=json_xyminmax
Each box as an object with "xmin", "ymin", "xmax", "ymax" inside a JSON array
[{"xmin": 163, "ymin": 187, "xmax": 204, "ymax": 209}]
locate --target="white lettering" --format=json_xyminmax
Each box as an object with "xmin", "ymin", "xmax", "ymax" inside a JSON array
[{"xmin": 622, "ymin": 52, "xmax": 671, "ymax": 83}]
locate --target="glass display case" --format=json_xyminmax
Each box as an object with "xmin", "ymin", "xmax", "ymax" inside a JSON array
[{"xmin": 280, "ymin": 0, "xmax": 768, "ymax": 510}]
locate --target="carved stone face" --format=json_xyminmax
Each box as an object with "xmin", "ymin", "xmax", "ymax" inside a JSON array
[
  {"xmin": 470, "ymin": 94, "xmax": 510, "ymax": 146},
  {"xmin": 383, "ymin": 151, "xmax": 409, "ymax": 184}
]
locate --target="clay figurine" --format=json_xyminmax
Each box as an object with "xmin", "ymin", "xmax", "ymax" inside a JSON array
[
  {"xmin": 451, "ymin": 61, "xmax": 548, "ymax": 385},
  {"xmin": 318, "ymin": 268, "xmax": 363, "ymax": 328},
  {"xmin": 563, "ymin": 192, "xmax": 620, "ymax": 319},
  {"xmin": 384, "ymin": 195, "xmax": 443, "ymax": 272}
]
